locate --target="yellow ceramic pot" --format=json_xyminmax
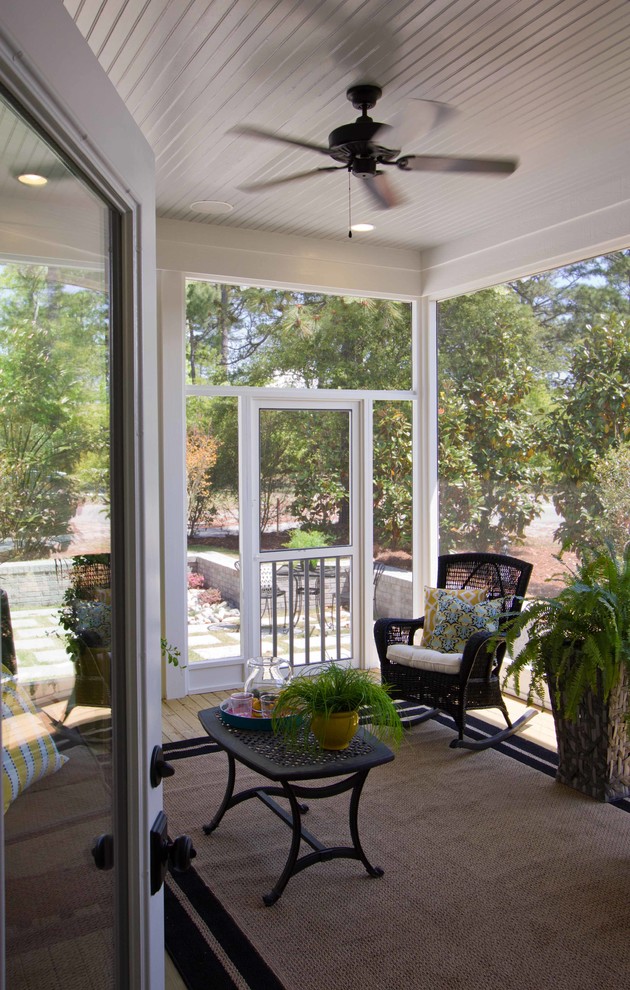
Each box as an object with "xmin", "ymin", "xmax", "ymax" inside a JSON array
[{"xmin": 311, "ymin": 710, "xmax": 359, "ymax": 750}]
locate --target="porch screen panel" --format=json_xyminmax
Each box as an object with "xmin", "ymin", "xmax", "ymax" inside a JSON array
[
  {"xmin": 436, "ymin": 252, "xmax": 630, "ymax": 597},
  {"xmin": 185, "ymin": 281, "xmax": 412, "ymax": 390},
  {"xmin": 186, "ymin": 395, "xmax": 242, "ymax": 662},
  {"xmin": 372, "ymin": 400, "xmax": 413, "ymax": 621}
]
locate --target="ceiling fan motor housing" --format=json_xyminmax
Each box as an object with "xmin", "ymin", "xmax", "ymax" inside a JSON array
[{"xmin": 328, "ymin": 118, "xmax": 398, "ymax": 166}]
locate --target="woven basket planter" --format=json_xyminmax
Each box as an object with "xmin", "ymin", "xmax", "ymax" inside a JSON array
[{"xmin": 548, "ymin": 663, "xmax": 630, "ymax": 803}]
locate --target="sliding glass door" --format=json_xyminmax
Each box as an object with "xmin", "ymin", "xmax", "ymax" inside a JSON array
[
  {"xmin": 0, "ymin": 5, "xmax": 162, "ymax": 986},
  {"xmin": 0, "ymin": 82, "xmax": 120, "ymax": 990}
]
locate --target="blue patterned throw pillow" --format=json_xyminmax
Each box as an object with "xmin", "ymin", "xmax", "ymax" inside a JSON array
[{"xmin": 422, "ymin": 589, "xmax": 502, "ymax": 654}]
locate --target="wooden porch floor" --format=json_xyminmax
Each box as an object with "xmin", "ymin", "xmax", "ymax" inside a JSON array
[
  {"xmin": 162, "ymin": 689, "xmax": 231, "ymax": 743},
  {"xmin": 161, "ymin": 690, "xmax": 557, "ymax": 748}
]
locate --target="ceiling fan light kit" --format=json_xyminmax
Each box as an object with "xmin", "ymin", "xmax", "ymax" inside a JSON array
[{"xmin": 234, "ymin": 83, "xmax": 517, "ymax": 235}]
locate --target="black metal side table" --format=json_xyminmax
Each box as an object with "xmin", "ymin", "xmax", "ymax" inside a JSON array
[{"xmin": 198, "ymin": 707, "xmax": 395, "ymax": 905}]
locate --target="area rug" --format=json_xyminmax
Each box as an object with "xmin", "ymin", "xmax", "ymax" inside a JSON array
[{"xmin": 163, "ymin": 717, "xmax": 630, "ymax": 990}]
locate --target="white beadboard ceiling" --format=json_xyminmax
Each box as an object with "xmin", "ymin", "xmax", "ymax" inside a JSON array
[{"xmin": 61, "ymin": 0, "xmax": 630, "ymax": 254}]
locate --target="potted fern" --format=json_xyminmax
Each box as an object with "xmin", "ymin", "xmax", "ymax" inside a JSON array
[
  {"xmin": 272, "ymin": 662, "xmax": 403, "ymax": 751},
  {"xmin": 503, "ymin": 542, "xmax": 630, "ymax": 802}
]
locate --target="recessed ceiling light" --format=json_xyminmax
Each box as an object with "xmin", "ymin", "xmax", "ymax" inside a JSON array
[
  {"xmin": 350, "ymin": 223, "xmax": 374, "ymax": 232},
  {"xmin": 17, "ymin": 173, "xmax": 48, "ymax": 186},
  {"xmin": 190, "ymin": 201, "xmax": 234, "ymax": 215}
]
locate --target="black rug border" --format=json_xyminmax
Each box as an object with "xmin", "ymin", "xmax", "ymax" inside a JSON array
[
  {"xmin": 165, "ymin": 882, "xmax": 241, "ymax": 990},
  {"xmin": 163, "ymin": 736, "xmax": 221, "ymax": 759},
  {"xmin": 167, "ymin": 866, "xmax": 285, "ymax": 990}
]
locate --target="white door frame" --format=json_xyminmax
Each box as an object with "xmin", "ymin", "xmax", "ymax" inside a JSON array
[
  {"xmin": 0, "ymin": 5, "xmax": 162, "ymax": 988},
  {"xmin": 245, "ymin": 395, "xmax": 369, "ymax": 668}
]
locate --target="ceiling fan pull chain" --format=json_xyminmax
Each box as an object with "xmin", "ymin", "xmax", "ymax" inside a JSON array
[{"xmin": 348, "ymin": 169, "xmax": 352, "ymax": 238}]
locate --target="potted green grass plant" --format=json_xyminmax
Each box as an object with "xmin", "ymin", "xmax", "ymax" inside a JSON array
[
  {"xmin": 503, "ymin": 541, "xmax": 630, "ymax": 801},
  {"xmin": 273, "ymin": 662, "xmax": 404, "ymax": 751}
]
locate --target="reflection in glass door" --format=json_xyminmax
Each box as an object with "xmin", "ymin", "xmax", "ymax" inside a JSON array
[
  {"xmin": 0, "ymin": 93, "xmax": 116, "ymax": 986},
  {"xmin": 258, "ymin": 406, "xmax": 354, "ymax": 667}
]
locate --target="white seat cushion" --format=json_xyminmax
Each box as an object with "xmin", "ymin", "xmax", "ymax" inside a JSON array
[{"xmin": 386, "ymin": 644, "xmax": 463, "ymax": 675}]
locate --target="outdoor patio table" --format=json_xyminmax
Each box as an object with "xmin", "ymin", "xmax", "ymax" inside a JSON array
[{"xmin": 198, "ymin": 706, "xmax": 395, "ymax": 905}]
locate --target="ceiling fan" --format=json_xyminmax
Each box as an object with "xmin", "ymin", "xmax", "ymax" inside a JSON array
[{"xmin": 233, "ymin": 84, "xmax": 518, "ymax": 210}]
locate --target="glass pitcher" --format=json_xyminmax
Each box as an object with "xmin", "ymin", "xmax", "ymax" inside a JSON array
[{"xmin": 244, "ymin": 655, "xmax": 292, "ymax": 698}]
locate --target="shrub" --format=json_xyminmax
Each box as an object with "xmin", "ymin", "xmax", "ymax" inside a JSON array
[
  {"xmin": 198, "ymin": 587, "xmax": 222, "ymax": 606},
  {"xmin": 283, "ymin": 528, "xmax": 333, "ymax": 567},
  {"xmin": 187, "ymin": 570, "xmax": 206, "ymax": 589}
]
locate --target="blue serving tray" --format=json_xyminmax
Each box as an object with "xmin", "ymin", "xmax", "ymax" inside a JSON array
[
  {"xmin": 218, "ymin": 699, "xmax": 301, "ymax": 732},
  {"xmin": 219, "ymin": 699, "xmax": 276, "ymax": 731}
]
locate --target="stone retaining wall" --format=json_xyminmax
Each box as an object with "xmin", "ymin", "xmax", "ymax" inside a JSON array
[
  {"xmin": 375, "ymin": 566, "xmax": 413, "ymax": 619},
  {"xmin": 0, "ymin": 559, "xmax": 72, "ymax": 608},
  {"xmin": 190, "ymin": 552, "xmax": 240, "ymax": 606}
]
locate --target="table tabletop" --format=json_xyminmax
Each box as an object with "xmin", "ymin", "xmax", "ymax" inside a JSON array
[{"xmin": 198, "ymin": 706, "xmax": 395, "ymax": 783}]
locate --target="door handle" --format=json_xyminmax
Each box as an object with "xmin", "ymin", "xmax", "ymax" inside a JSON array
[
  {"xmin": 150, "ymin": 810, "xmax": 196, "ymax": 894},
  {"xmin": 91, "ymin": 833, "xmax": 114, "ymax": 871},
  {"xmin": 150, "ymin": 745, "xmax": 175, "ymax": 787}
]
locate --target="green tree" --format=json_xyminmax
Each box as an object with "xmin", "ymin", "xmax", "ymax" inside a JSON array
[
  {"xmin": 0, "ymin": 266, "xmax": 90, "ymax": 557},
  {"xmin": 186, "ymin": 429, "xmax": 219, "ymax": 537},
  {"xmin": 259, "ymin": 408, "xmax": 350, "ymax": 541},
  {"xmin": 546, "ymin": 313, "xmax": 630, "ymax": 551},
  {"xmin": 0, "ymin": 265, "xmax": 109, "ymax": 557},
  {"xmin": 593, "ymin": 441, "xmax": 630, "ymax": 555},
  {"xmin": 437, "ymin": 288, "xmax": 546, "ymax": 550},
  {"xmin": 185, "ymin": 284, "xmax": 414, "ymax": 547},
  {"xmin": 185, "ymin": 281, "xmax": 291, "ymax": 384},
  {"xmin": 372, "ymin": 403, "xmax": 413, "ymax": 550},
  {"xmin": 249, "ymin": 294, "xmax": 411, "ymax": 389},
  {"xmin": 508, "ymin": 250, "xmax": 630, "ymax": 370},
  {"xmin": 435, "ymin": 384, "xmax": 483, "ymax": 552}
]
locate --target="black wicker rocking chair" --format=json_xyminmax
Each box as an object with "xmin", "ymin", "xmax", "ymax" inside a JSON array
[{"xmin": 373, "ymin": 552, "xmax": 535, "ymax": 751}]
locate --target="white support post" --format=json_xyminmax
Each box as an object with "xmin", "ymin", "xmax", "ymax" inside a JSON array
[
  {"xmin": 361, "ymin": 398, "xmax": 376, "ymax": 668},
  {"xmin": 415, "ymin": 296, "xmax": 438, "ymax": 595},
  {"xmin": 238, "ymin": 395, "xmax": 258, "ymax": 671},
  {"xmin": 158, "ymin": 269, "xmax": 189, "ymax": 699}
]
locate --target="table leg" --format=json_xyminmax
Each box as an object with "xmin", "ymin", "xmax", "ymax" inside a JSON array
[
  {"xmin": 263, "ymin": 781, "xmax": 304, "ymax": 906},
  {"xmin": 348, "ymin": 769, "xmax": 383, "ymax": 877},
  {"xmin": 262, "ymin": 770, "xmax": 383, "ymax": 905},
  {"xmin": 202, "ymin": 751, "xmax": 236, "ymax": 834}
]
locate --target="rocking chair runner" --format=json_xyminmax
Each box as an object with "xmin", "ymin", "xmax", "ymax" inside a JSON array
[{"xmin": 373, "ymin": 552, "xmax": 536, "ymax": 751}]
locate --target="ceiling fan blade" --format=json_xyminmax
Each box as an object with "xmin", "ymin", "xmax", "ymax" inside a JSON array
[
  {"xmin": 239, "ymin": 166, "xmax": 345, "ymax": 192},
  {"xmin": 387, "ymin": 99, "xmax": 455, "ymax": 149},
  {"xmin": 363, "ymin": 172, "xmax": 403, "ymax": 210},
  {"xmin": 230, "ymin": 124, "xmax": 331, "ymax": 156},
  {"xmin": 397, "ymin": 154, "xmax": 517, "ymax": 175}
]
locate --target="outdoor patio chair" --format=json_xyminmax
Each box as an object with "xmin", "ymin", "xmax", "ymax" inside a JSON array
[
  {"xmin": 288, "ymin": 562, "xmax": 319, "ymax": 625},
  {"xmin": 329, "ymin": 559, "xmax": 386, "ymax": 623},
  {"xmin": 235, "ymin": 561, "xmax": 288, "ymax": 630},
  {"xmin": 373, "ymin": 551, "xmax": 535, "ymax": 751}
]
